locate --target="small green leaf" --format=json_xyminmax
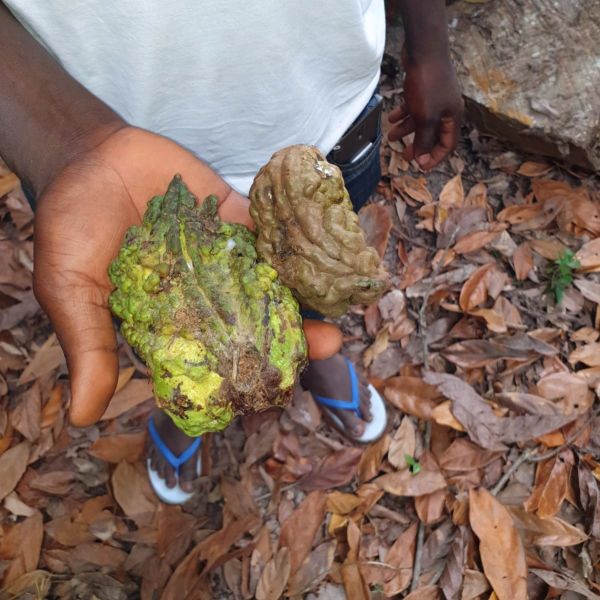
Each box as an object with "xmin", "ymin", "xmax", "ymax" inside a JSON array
[
  {"xmin": 404, "ymin": 454, "xmax": 421, "ymax": 475},
  {"xmin": 546, "ymin": 249, "xmax": 580, "ymax": 304}
]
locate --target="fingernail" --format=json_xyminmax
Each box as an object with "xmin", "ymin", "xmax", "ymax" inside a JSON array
[{"xmin": 416, "ymin": 153, "xmax": 431, "ymax": 166}]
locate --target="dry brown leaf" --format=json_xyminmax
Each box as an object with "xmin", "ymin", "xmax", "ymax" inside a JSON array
[
  {"xmin": 529, "ymin": 238, "xmax": 568, "ymax": 260},
  {"xmin": 536, "ymin": 372, "xmax": 593, "ymax": 415},
  {"xmin": 574, "ymin": 278, "xmax": 600, "ymax": 304},
  {"xmin": 384, "ymin": 377, "xmax": 441, "ymax": 421},
  {"xmin": 453, "ymin": 228, "xmax": 503, "ymax": 255},
  {"xmin": 68, "ymin": 542, "xmax": 128, "ymax": 571},
  {"xmin": 0, "ymin": 290, "xmax": 39, "ymax": 331},
  {"xmin": 44, "ymin": 515, "xmax": 95, "ymax": 547},
  {"xmin": 530, "ymin": 568, "xmax": 600, "ymax": 600},
  {"xmin": 0, "ymin": 511, "xmax": 43, "ymax": 585},
  {"xmin": 424, "ymin": 372, "xmax": 575, "ymax": 450},
  {"xmin": 88, "ymin": 431, "xmax": 147, "ymax": 464},
  {"xmin": 255, "ymin": 547, "xmax": 291, "ymax": 600},
  {"xmin": 461, "ymin": 570, "xmax": 491, "ymax": 600},
  {"xmin": 101, "ymin": 378, "xmax": 154, "ymax": 420},
  {"xmin": 469, "ymin": 487, "xmax": 527, "ymax": 600},
  {"xmin": 342, "ymin": 519, "xmax": 370, "ymax": 600},
  {"xmin": 513, "ymin": 242, "xmax": 534, "ymax": 280},
  {"xmin": 40, "ymin": 382, "xmax": 63, "ymax": 430},
  {"xmin": 439, "ymin": 175, "xmax": 465, "ymax": 210},
  {"xmin": 382, "ymin": 522, "xmax": 418, "ymax": 596},
  {"xmin": 576, "ymin": 238, "xmax": 600, "ymax": 273},
  {"xmin": 431, "ymin": 401, "xmax": 465, "ymax": 431},
  {"xmin": 11, "ymin": 383, "xmax": 41, "ymax": 442},
  {"xmin": 287, "ymin": 541, "xmax": 336, "ymax": 597},
  {"xmin": 517, "ymin": 161, "xmax": 553, "ymax": 177},
  {"xmin": 438, "ymin": 438, "xmax": 503, "ymax": 472},
  {"xmin": 388, "ymin": 416, "xmax": 417, "ymax": 470},
  {"xmin": 459, "ymin": 262, "xmax": 496, "ymax": 312},
  {"xmin": 0, "ymin": 441, "xmax": 30, "ymax": 502},
  {"xmin": 300, "ymin": 447, "xmax": 362, "ymax": 491},
  {"xmin": 156, "ymin": 503, "xmax": 196, "ymax": 567},
  {"xmin": 326, "ymin": 491, "xmax": 363, "ymax": 515},
  {"xmin": 358, "ymin": 204, "xmax": 392, "ymax": 260},
  {"xmin": 465, "ymin": 182, "xmax": 488, "ymax": 208},
  {"xmin": 404, "ymin": 585, "xmax": 441, "ymax": 600},
  {"xmin": 531, "ymin": 178, "xmax": 575, "ymax": 202},
  {"xmin": 508, "ymin": 506, "xmax": 587, "ymax": 546},
  {"xmin": 0, "ymin": 570, "xmax": 51, "ymax": 599},
  {"xmin": 442, "ymin": 333, "xmax": 557, "ymax": 369},
  {"xmin": 115, "ymin": 366, "xmax": 136, "ymax": 393},
  {"xmin": 358, "ymin": 434, "xmax": 390, "ymax": 484},
  {"xmin": 578, "ymin": 462, "xmax": 600, "ymax": 539},
  {"xmin": 524, "ymin": 449, "xmax": 573, "ymax": 518},
  {"xmin": 374, "ymin": 461, "xmax": 446, "ymax": 497},
  {"xmin": 569, "ymin": 342, "xmax": 600, "ymax": 367},
  {"xmin": 498, "ymin": 203, "xmax": 542, "ymax": 225},
  {"xmin": 279, "ymin": 490, "xmax": 326, "ymax": 575},
  {"xmin": 399, "ymin": 247, "xmax": 431, "ymax": 289},
  {"xmin": 362, "ymin": 327, "xmax": 389, "ymax": 368},
  {"xmin": 363, "ymin": 303, "xmax": 381, "ymax": 338},
  {"xmin": 393, "ymin": 175, "xmax": 433, "ymax": 204},
  {"xmin": 111, "ymin": 461, "xmax": 157, "ymax": 518},
  {"xmin": 17, "ymin": 335, "xmax": 65, "ymax": 386},
  {"xmin": 30, "ymin": 470, "xmax": 75, "ymax": 495},
  {"xmin": 162, "ymin": 514, "xmax": 260, "ymax": 599},
  {"xmin": 499, "ymin": 197, "xmax": 563, "ymax": 232}
]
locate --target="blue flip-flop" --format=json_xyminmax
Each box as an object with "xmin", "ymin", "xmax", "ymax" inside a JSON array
[
  {"xmin": 313, "ymin": 357, "xmax": 387, "ymax": 443},
  {"xmin": 146, "ymin": 417, "xmax": 202, "ymax": 505}
]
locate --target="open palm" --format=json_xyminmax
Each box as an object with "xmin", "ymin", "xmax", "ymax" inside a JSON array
[{"xmin": 34, "ymin": 127, "xmax": 252, "ymax": 426}]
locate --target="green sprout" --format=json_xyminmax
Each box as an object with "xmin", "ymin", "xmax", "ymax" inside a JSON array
[
  {"xmin": 404, "ymin": 454, "xmax": 421, "ymax": 475},
  {"xmin": 546, "ymin": 249, "xmax": 580, "ymax": 304}
]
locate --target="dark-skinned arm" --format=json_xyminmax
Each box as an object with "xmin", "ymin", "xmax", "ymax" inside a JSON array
[
  {"xmin": 0, "ymin": 3, "xmax": 246, "ymax": 425},
  {"xmin": 0, "ymin": 2, "xmax": 127, "ymax": 197},
  {"xmin": 387, "ymin": 0, "xmax": 463, "ymax": 170}
]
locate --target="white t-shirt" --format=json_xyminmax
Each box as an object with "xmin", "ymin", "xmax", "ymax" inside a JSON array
[{"xmin": 6, "ymin": 1, "xmax": 385, "ymax": 194}]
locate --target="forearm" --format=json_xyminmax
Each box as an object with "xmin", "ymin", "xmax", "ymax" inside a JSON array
[
  {"xmin": 395, "ymin": 0, "xmax": 450, "ymax": 62},
  {"xmin": 0, "ymin": 3, "xmax": 125, "ymax": 196}
]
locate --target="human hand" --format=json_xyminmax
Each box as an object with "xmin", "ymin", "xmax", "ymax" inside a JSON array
[
  {"xmin": 34, "ymin": 126, "xmax": 340, "ymax": 427},
  {"xmin": 33, "ymin": 126, "xmax": 252, "ymax": 426},
  {"xmin": 388, "ymin": 46, "xmax": 463, "ymax": 170}
]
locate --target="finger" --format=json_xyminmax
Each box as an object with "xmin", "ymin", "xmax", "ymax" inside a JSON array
[
  {"xmin": 388, "ymin": 102, "xmax": 409, "ymax": 124},
  {"xmin": 217, "ymin": 189, "xmax": 254, "ymax": 230},
  {"xmin": 34, "ymin": 272, "xmax": 119, "ymax": 427},
  {"xmin": 412, "ymin": 120, "xmax": 438, "ymax": 168},
  {"xmin": 388, "ymin": 116, "xmax": 415, "ymax": 142},
  {"xmin": 419, "ymin": 117, "xmax": 459, "ymax": 170},
  {"xmin": 302, "ymin": 319, "xmax": 343, "ymax": 361}
]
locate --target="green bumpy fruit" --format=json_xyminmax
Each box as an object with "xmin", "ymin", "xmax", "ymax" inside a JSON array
[{"xmin": 109, "ymin": 176, "xmax": 307, "ymax": 436}]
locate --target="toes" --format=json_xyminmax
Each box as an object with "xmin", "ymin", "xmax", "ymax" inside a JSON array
[
  {"xmin": 179, "ymin": 456, "xmax": 199, "ymax": 492},
  {"xmin": 336, "ymin": 408, "xmax": 366, "ymax": 438},
  {"xmin": 359, "ymin": 383, "xmax": 373, "ymax": 422}
]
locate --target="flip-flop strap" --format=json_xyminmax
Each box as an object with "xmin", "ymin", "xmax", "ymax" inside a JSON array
[
  {"xmin": 313, "ymin": 357, "xmax": 362, "ymax": 419},
  {"xmin": 148, "ymin": 417, "xmax": 202, "ymax": 477}
]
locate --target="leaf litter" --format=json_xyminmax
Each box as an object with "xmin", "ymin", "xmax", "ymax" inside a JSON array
[{"xmin": 2, "ymin": 57, "xmax": 600, "ymax": 600}]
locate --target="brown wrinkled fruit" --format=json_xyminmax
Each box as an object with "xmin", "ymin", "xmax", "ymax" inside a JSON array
[{"xmin": 249, "ymin": 145, "xmax": 389, "ymax": 317}]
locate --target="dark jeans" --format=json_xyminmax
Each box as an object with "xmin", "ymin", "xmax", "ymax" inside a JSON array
[{"xmin": 326, "ymin": 91, "xmax": 383, "ymax": 213}]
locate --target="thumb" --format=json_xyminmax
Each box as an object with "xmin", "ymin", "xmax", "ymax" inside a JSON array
[
  {"xmin": 35, "ymin": 276, "xmax": 119, "ymax": 427},
  {"xmin": 412, "ymin": 121, "xmax": 437, "ymax": 168},
  {"xmin": 302, "ymin": 319, "xmax": 343, "ymax": 361}
]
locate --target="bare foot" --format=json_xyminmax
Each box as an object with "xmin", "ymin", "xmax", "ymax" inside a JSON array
[
  {"xmin": 301, "ymin": 353, "xmax": 373, "ymax": 438},
  {"xmin": 147, "ymin": 409, "xmax": 201, "ymax": 492}
]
